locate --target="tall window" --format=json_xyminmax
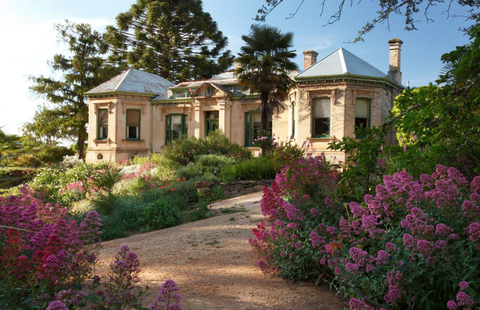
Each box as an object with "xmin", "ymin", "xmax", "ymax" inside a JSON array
[
  {"xmin": 126, "ymin": 109, "xmax": 140, "ymax": 140},
  {"xmin": 312, "ymin": 98, "xmax": 330, "ymax": 137},
  {"xmin": 355, "ymin": 98, "xmax": 370, "ymax": 138},
  {"xmin": 245, "ymin": 111, "xmax": 272, "ymax": 147},
  {"xmin": 291, "ymin": 103, "xmax": 295, "ymax": 139},
  {"xmin": 166, "ymin": 114, "xmax": 188, "ymax": 143},
  {"xmin": 205, "ymin": 111, "xmax": 219, "ymax": 136},
  {"xmin": 97, "ymin": 109, "xmax": 108, "ymax": 140}
]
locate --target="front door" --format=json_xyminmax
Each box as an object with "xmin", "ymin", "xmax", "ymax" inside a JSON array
[{"xmin": 205, "ymin": 111, "xmax": 219, "ymax": 136}]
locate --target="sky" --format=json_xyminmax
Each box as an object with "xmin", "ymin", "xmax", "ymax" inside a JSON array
[{"xmin": 0, "ymin": 0, "xmax": 474, "ymax": 137}]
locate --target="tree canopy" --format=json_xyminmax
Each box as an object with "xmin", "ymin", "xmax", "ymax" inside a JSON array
[
  {"xmin": 235, "ymin": 24, "xmax": 298, "ymax": 132},
  {"xmin": 256, "ymin": 0, "xmax": 480, "ymax": 42},
  {"xmin": 105, "ymin": 0, "xmax": 234, "ymax": 83},
  {"xmin": 28, "ymin": 21, "xmax": 123, "ymax": 159}
]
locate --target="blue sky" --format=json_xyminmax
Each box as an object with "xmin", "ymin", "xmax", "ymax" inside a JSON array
[{"xmin": 0, "ymin": 0, "xmax": 474, "ymax": 136}]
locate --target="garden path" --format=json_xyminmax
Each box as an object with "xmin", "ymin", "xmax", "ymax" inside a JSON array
[{"xmin": 96, "ymin": 191, "xmax": 346, "ymax": 310}]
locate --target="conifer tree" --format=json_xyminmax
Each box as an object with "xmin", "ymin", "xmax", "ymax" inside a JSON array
[
  {"xmin": 105, "ymin": 0, "xmax": 234, "ymax": 83},
  {"xmin": 29, "ymin": 21, "xmax": 123, "ymax": 159}
]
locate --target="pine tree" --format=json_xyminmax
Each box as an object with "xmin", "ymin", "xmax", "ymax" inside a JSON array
[
  {"xmin": 105, "ymin": 0, "xmax": 234, "ymax": 83},
  {"xmin": 28, "ymin": 21, "xmax": 123, "ymax": 159}
]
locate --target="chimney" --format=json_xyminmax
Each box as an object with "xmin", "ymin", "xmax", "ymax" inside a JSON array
[
  {"xmin": 303, "ymin": 50, "xmax": 318, "ymax": 70},
  {"xmin": 387, "ymin": 38, "xmax": 403, "ymax": 85},
  {"xmin": 233, "ymin": 59, "xmax": 242, "ymax": 76}
]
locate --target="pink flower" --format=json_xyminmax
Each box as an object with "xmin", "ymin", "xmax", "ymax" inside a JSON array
[{"xmin": 459, "ymin": 281, "xmax": 469, "ymax": 291}]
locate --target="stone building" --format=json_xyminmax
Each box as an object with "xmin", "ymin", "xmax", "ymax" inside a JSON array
[{"xmin": 85, "ymin": 39, "xmax": 404, "ymax": 163}]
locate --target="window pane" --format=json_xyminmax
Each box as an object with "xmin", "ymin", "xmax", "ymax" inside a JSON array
[
  {"xmin": 171, "ymin": 115, "xmax": 182, "ymax": 131},
  {"xmin": 99, "ymin": 109, "xmax": 108, "ymax": 124},
  {"xmin": 127, "ymin": 110, "xmax": 139, "ymax": 124},
  {"xmin": 313, "ymin": 98, "xmax": 330, "ymax": 118},
  {"xmin": 356, "ymin": 99, "xmax": 369, "ymax": 118},
  {"xmin": 99, "ymin": 127, "xmax": 108, "ymax": 139},
  {"xmin": 127, "ymin": 126, "xmax": 138, "ymax": 139},
  {"xmin": 314, "ymin": 118, "xmax": 330, "ymax": 136}
]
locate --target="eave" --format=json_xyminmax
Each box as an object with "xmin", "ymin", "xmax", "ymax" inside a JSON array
[{"xmin": 295, "ymin": 73, "xmax": 404, "ymax": 90}]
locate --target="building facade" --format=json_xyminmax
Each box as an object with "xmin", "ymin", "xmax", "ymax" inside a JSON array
[{"xmin": 85, "ymin": 39, "xmax": 404, "ymax": 163}]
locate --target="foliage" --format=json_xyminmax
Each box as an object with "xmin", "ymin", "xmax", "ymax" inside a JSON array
[
  {"xmin": 222, "ymin": 156, "xmax": 276, "ymax": 181},
  {"xmin": 0, "ymin": 188, "xmax": 183, "ymax": 309},
  {"xmin": 177, "ymin": 154, "xmax": 235, "ymax": 181},
  {"xmin": 272, "ymin": 139, "xmax": 305, "ymax": 171},
  {"xmin": 27, "ymin": 20, "xmax": 123, "ymax": 159},
  {"xmin": 329, "ymin": 126, "xmax": 387, "ymax": 201},
  {"xmin": 11, "ymin": 154, "xmax": 43, "ymax": 167},
  {"xmin": 105, "ymin": 0, "xmax": 233, "ymax": 83},
  {"xmin": 236, "ymin": 24, "xmax": 298, "ymax": 132},
  {"xmin": 140, "ymin": 198, "xmax": 183, "ymax": 232},
  {"xmin": 251, "ymin": 160, "xmax": 480, "ymax": 309},
  {"xmin": 253, "ymin": 131, "xmax": 277, "ymax": 157},
  {"xmin": 0, "ymin": 128, "xmax": 21, "ymax": 164},
  {"xmin": 255, "ymin": 0, "xmax": 480, "ymax": 42},
  {"xmin": 90, "ymin": 164, "xmax": 123, "ymax": 215},
  {"xmin": 163, "ymin": 130, "xmax": 251, "ymax": 167}
]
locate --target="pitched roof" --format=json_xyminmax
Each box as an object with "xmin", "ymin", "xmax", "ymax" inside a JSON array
[
  {"xmin": 173, "ymin": 71, "xmax": 238, "ymax": 89},
  {"xmin": 296, "ymin": 47, "xmax": 387, "ymax": 79},
  {"xmin": 86, "ymin": 69, "xmax": 174, "ymax": 95}
]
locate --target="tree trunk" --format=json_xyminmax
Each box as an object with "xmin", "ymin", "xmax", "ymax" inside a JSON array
[
  {"xmin": 261, "ymin": 91, "xmax": 269, "ymax": 132},
  {"xmin": 77, "ymin": 135, "xmax": 84, "ymax": 160}
]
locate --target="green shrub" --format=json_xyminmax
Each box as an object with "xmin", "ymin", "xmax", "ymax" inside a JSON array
[
  {"xmin": 177, "ymin": 154, "xmax": 234, "ymax": 180},
  {"xmin": 36, "ymin": 145, "xmax": 75, "ymax": 163},
  {"xmin": 273, "ymin": 139, "xmax": 304, "ymax": 171},
  {"xmin": 186, "ymin": 199, "xmax": 211, "ymax": 222},
  {"xmin": 140, "ymin": 199, "xmax": 182, "ymax": 232},
  {"xmin": 163, "ymin": 130, "xmax": 251, "ymax": 167},
  {"xmin": 224, "ymin": 156, "xmax": 275, "ymax": 180},
  {"xmin": 13, "ymin": 154, "xmax": 43, "ymax": 167}
]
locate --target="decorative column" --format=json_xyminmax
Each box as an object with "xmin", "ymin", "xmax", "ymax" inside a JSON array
[
  {"xmin": 218, "ymin": 99, "xmax": 232, "ymax": 138},
  {"xmin": 193, "ymin": 101, "xmax": 201, "ymax": 138}
]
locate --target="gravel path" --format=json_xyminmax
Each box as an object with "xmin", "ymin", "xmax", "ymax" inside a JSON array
[{"xmin": 97, "ymin": 192, "xmax": 346, "ymax": 310}]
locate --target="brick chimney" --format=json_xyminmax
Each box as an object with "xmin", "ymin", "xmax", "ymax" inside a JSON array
[
  {"xmin": 387, "ymin": 38, "xmax": 403, "ymax": 85},
  {"xmin": 303, "ymin": 50, "xmax": 318, "ymax": 70}
]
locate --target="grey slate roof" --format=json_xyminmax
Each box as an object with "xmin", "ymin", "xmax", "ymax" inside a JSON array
[
  {"xmin": 296, "ymin": 47, "xmax": 387, "ymax": 79},
  {"xmin": 86, "ymin": 69, "xmax": 174, "ymax": 95}
]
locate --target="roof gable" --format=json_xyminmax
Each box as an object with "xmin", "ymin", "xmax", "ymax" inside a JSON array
[
  {"xmin": 87, "ymin": 69, "xmax": 174, "ymax": 96},
  {"xmin": 191, "ymin": 82, "xmax": 233, "ymax": 98},
  {"xmin": 297, "ymin": 47, "xmax": 387, "ymax": 79}
]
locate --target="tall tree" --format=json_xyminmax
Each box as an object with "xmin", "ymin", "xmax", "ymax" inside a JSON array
[
  {"xmin": 256, "ymin": 0, "xmax": 480, "ymax": 42},
  {"xmin": 29, "ymin": 21, "xmax": 123, "ymax": 159},
  {"xmin": 105, "ymin": 0, "xmax": 234, "ymax": 83},
  {"xmin": 235, "ymin": 25, "xmax": 298, "ymax": 132}
]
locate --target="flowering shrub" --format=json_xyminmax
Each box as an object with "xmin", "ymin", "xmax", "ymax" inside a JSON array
[
  {"xmin": 253, "ymin": 131, "xmax": 277, "ymax": 156},
  {"xmin": 250, "ymin": 162, "xmax": 480, "ymax": 309},
  {"xmin": 0, "ymin": 187, "xmax": 182, "ymax": 309}
]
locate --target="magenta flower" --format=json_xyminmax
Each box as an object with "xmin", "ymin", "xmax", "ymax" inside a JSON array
[{"xmin": 459, "ymin": 281, "xmax": 469, "ymax": 291}]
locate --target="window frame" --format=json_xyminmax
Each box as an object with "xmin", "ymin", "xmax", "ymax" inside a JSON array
[
  {"xmin": 354, "ymin": 98, "xmax": 371, "ymax": 139},
  {"xmin": 97, "ymin": 108, "xmax": 108, "ymax": 140},
  {"xmin": 311, "ymin": 97, "xmax": 331, "ymax": 138},
  {"xmin": 244, "ymin": 111, "xmax": 272, "ymax": 147},
  {"xmin": 126, "ymin": 109, "xmax": 141, "ymax": 141},
  {"xmin": 166, "ymin": 114, "xmax": 188, "ymax": 143},
  {"xmin": 205, "ymin": 111, "xmax": 219, "ymax": 137}
]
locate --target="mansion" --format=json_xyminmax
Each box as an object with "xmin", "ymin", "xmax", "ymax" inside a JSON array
[{"xmin": 85, "ymin": 39, "xmax": 404, "ymax": 163}]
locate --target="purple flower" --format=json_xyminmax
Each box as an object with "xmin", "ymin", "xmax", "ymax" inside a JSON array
[
  {"xmin": 150, "ymin": 279, "xmax": 183, "ymax": 310},
  {"xmin": 447, "ymin": 300, "xmax": 458, "ymax": 310},
  {"xmin": 46, "ymin": 301, "xmax": 69, "ymax": 310},
  {"xmin": 459, "ymin": 281, "xmax": 469, "ymax": 291}
]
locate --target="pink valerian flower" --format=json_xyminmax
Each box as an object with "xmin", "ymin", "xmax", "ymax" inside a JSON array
[
  {"xmin": 459, "ymin": 281, "xmax": 469, "ymax": 291},
  {"xmin": 435, "ymin": 223, "xmax": 454, "ymax": 238},
  {"xmin": 375, "ymin": 250, "xmax": 391, "ymax": 266},
  {"xmin": 46, "ymin": 300, "xmax": 69, "ymax": 310},
  {"xmin": 456, "ymin": 292, "xmax": 475, "ymax": 307},
  {"xmin": 349, "ymin": 298, "xmax": 375, "ymax": 310},
  {"xmin": 384, "ymin": 270, "xmax": 405, "ymax": 304},
  {"xmin": 471, "ymin": 176, "xmax": 480, "ymax": 195},
  {"xmin": 349, "ymin": 247, "xmax": 368, "ymax": 265},
  {"xmin": 349, "ymin": 202, "xmax": 368, "ymax": 218},
  {"xmin": 462, "ymin": 200, "xmax": 480, "ymax": 221},
  {"xmin": 54, "ymin": 289, "xmax": 87, "ymax": 306},
  {"xmin": 149, "ymin": 279, "xmax": 183, "ymax": 310},
  {"xmin": 104, "ymin": 245, "xmax": 142, "ymax": 308},
  {"xmin": 469, "ymin": 222, "xmax": 480, "ymax": 242},
  {"xmin": 447, "ymin": 300, "xmax": 458, "ymax": 309},
  {"xmin": 286, "ymin": 222, "xmax": 298, "ymax": 229},
  {"xmin": 309, "ymin": 229, "xmax": 326, "ymax": 248}
]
